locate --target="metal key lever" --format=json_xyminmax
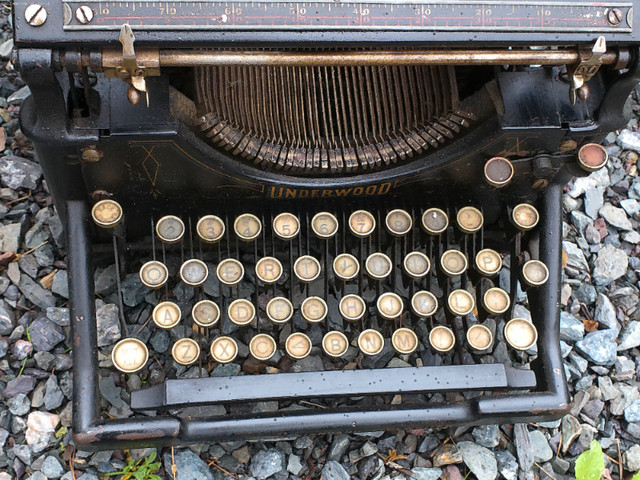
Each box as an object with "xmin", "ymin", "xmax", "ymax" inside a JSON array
[{"xmin": 567, "ymin": 36, "xmax": 607, "ymax": 105}]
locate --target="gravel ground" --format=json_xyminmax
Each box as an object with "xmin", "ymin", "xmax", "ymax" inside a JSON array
[{"xmin": 2, "ymin": 9, "xmax": 640, "ymax": 480}]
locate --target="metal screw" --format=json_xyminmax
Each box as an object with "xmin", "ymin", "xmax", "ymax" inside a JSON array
[
  {"xmin": 24, "ymin": 4, "xmax": 47, "ymax": 26},
  {"xmin": 607, "ymin": 8, "xmax": 623, "ymax": 26},
  {"xmin": 75, "ymin": 5, "xmax": 94, "ymax": 24}
]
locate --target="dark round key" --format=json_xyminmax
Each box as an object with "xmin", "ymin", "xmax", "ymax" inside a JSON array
[{"xmin": 484, "ymin": 157, "xmax": 514, "ymax": 187}]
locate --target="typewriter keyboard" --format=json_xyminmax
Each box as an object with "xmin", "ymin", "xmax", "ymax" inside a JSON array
[{"xmin": 91, "ymin": 199, "xmax": 547, "ymax": 396}]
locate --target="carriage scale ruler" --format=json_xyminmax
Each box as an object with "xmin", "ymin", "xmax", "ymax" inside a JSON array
[{"xmin": 62, "ymin": 1, "xmax": 633, "ymax": 32}]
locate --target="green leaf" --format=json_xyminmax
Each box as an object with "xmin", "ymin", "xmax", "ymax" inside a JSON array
[
  {"xmin": 133, "ymin": 470, "xmax": 145, "ymax": 480},
  {"xmin": 55, "ymin": 426, "xmax": 68, "ymax": 438},
  {"xmin": 147, "ymin": 451, "xmax": 157, "ymax": 463},
  {"xmin": 632, "ymin": 472, "xmax": 640, "ymax": 480},
  {"xmin": 575, "ymin": 440, "xmax": 605, "ymax": 480}
]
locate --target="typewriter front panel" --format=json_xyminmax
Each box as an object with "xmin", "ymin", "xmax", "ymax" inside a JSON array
[{"xmin": 12, "ymin": 0, "xmax": 640, "ymax": 449}]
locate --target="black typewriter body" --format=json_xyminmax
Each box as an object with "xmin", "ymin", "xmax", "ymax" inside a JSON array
[{"xmin": 12, "ymin": 0, "xmax": 640, "ymax": 449}]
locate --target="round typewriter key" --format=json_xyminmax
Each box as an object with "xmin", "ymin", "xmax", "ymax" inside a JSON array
[
  {"xmin": 475, "ymin": 249, "xmax": 502, "ymax": 277},
  {"xmin": 484, "ymin": 157, "xmax": 514, "ymax": 188},
  {"xmin": 266, "ymin": 297, "xmax": 294, "ymax": 324},
  {"xmin": 152, "ymin": 301, "xmax": 181, "ymax": 329},
  {"xmin": 392, "ymin": 328, "xmax": 418, "ymax": 355},
  {"xmin": 91, "ymin": 199, "xmax": 123, "ymax": 228},
  {"xmin": 429, "ymin": 326, "xmax": 455, "ymax": 353},
  {"xmin": 228, "ymin": 299, "xmax": 255, "ymax": 326},
  {"xmin": 255, "ymin": 256, "xmax": 283, "ymax": 284},
  {"xmin": 522, "ymin": 260, "xmax": 549, "ymax": 287},
  {"xmin": 156, "ymin": 215, "xmax": 185, "ymax": 243},
  {"xmin": 440, "ymin": 250, "xmax": 468, "ymax": 277},
  {"xmin": 294, "ymin": 255, "xmax": 321, "ymax": 283},
  {"xmin": 339, "ymin": 294, "xmax": 366, "ymax": 322},
  {"xmin": 411, "ymin": 291, "xmax": 438, "ymax": 318},
  {"xmin": 112, "ymin": 338, "xmax": 148, "ymax": 374},
  {"xmin": 365, "ymin": 252, "xmax": 392, "ymax": 280},
  {"xmin": 191, "ymin": 300, "xmax": 220, "ymax": 328},
  {"xmin": 512, "ymin": 204, "xmax": 539, "ymax": 231},
  {"xmin": 234, "ymin": 213, "xmax": 262, "ymax": 241},
  {"xmin": 349, "ymin": 210, "xmax": 376, "ymax": 238},
  {"xmin": 467, "ymin": 324, "xmax": 493, "ymax": 353},
  {"xmin": 333, "ymin": 253, "xmax": 360, "ymax": 281},
  {"xmin": 482, "ymin": 287, "xmax": 510, "ymax": 315},
  {"xmin": 447, "ymin": 289, "xmax": 475, "ymax": 317},
  {"xmin": 139, "ymin": 260, "xmax": 168, "ymax": 289},
  {"xmin": 171, "ymin": 338, "xmax": 200, "ymax": 366},
  {"xmin": 323, "ymin": 331, "xmax": 349, "ymax": 358},
  {"xmin": 456, "ymin": 206, "xmax": 483, "ymax": 234},
  {"xmin": 403, "ymin": 251, "xmax": 431, "ymax": 279},
  {"xmin": 285, "ymin": 332, "xmax": 312, "ymax": 360},
  {"xmin": 421, "ymin": 208, "xmax": 448, "ymax": 235},
  {"xmin": 311, "ymin": 212, "xmax": 338, "ymax": 239},
  {"xmin": 273, "ymin": 212, "xmax": 300, "ymax": 240},
  {"xmin": 210, "ymin": 336, "xmax": 238, "ymax": 364},
  {"xmin": 301, "ymin": 296, "xmax": 328, "ymax": 324},
  {"xmin": 504, "ymin": 318, "xmax": 538, "ymax": 351},
  {"xmin": 578, "ymin": 143, "xmax": 608, "ymax": 172},
  {"xmin": 180, "ymin": 259, "xmax": 209, "ymax": 287},
  {"xmin": 358, "ymin": 329, "xmax": 385, "ymax": 356},
  {"xmin": 377, "ymin": 292, "xmax": 403, "ymax": 321},
  {"xmin": 250, "ymin": 334, "xmax": 277, "ymax": 361},
  {"xmin": 385, "ymin": 209, "xmax": 413, "ymax": 236},
  {"xmin": 216, "ymin": 258, "xmax": 244, "ymax": 286},
  {"xmin": 196, "ymin": 215, "xmax": 225, "ymax": 243}
]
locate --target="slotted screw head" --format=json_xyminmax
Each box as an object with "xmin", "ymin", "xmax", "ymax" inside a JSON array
[
  {"xmin": 25, "ymin": 4, "xmax": 47, "ymax": 26},
  {"xmin": 75, "ymin": 5, "xmax": 94, "ymax": 24},
  {"xmin": 607, "ymin": 8, "xmax": 623, "ymax": 26}
]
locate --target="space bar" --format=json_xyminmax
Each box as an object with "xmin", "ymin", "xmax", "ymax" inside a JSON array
[{"xmin": 131, "ymin": 364, "xmax": 536, "ymax": 410}]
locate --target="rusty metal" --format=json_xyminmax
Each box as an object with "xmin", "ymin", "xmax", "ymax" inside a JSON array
[{"xmin": 578, "ymin": 143, "xmax": 609, "ymax": 172}]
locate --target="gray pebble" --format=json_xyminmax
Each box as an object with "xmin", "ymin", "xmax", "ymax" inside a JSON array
[
  {"xmin": 250, "ymin": 449, "xmax": 285, "ymax": 480},
  {"xmin": 575, "ymin": 329, "xmax": 618, "ymax": 365},
  {"xmin": 321, "ymin": 460, "xmax": 349, "ymax": 480}
]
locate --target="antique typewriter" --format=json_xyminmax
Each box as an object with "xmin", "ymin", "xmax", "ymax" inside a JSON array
[{"xmin": 12, "ymin": 0, "xmax": 640, "ymax": 449}]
